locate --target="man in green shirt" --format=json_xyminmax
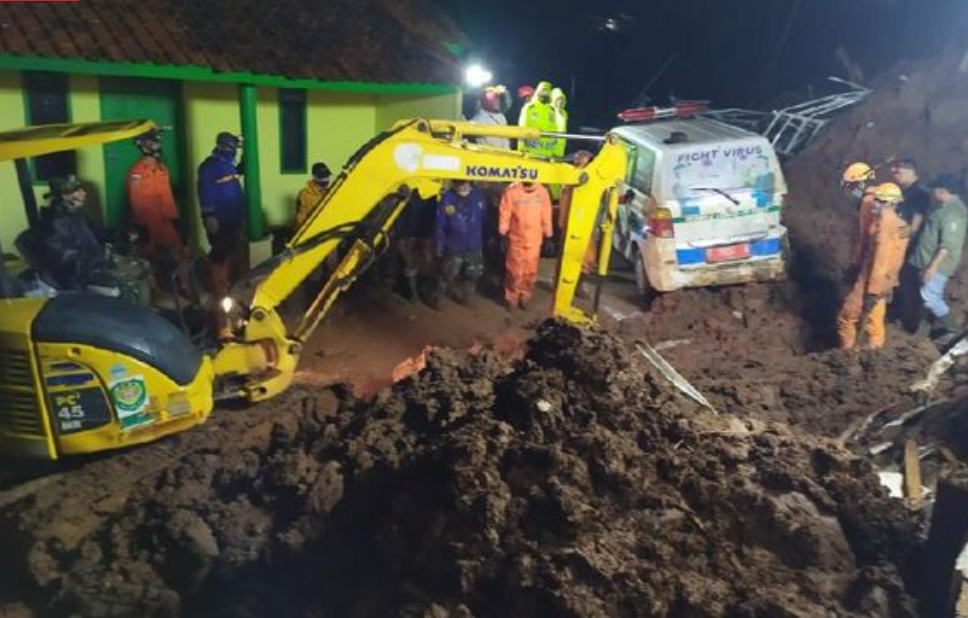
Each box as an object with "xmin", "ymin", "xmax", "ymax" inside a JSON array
[{"xmin": 908, "ymin": 174, "xmax": 968, "ymax": 338}]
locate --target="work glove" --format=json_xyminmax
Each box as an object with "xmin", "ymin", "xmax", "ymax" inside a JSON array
[
  {"xmin": 204, "ymin": 216, "xmax": 220, "ymax": 235},
  {"xmin": 862, "ymin": 294, "xmax": 880, "ymax": 313}
]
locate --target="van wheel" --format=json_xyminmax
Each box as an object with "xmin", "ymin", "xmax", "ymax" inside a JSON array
[{"xmin": 634, "ymin": 249, "xmax": 653, "ymax": 298}]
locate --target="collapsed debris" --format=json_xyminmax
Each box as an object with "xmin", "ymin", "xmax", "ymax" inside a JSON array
[{"xmin": 0, "ymin": 322, "xmax": 920, "ymax": 617}]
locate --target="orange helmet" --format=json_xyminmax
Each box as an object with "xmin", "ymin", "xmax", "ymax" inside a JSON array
[
  {"xmin": 874, "ymin": 182, "xmax": 904, "ymax": 204},
  {"xmin": 842, "ymin": 162, "xmax": 875, "ymax": 183}
]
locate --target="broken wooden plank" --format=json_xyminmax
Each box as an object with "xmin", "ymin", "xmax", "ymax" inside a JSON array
[{"xmin": 904, "ymin": 439, "xmax": 923, "ymax": 510}]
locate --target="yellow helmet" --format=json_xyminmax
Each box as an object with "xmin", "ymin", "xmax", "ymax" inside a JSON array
[
  {"xmin": 874, "ymin": 182, "xmax": 904, "ymax": 204},
  {"xmin": 842, "ymin": 162, "xmax": 875, "ymax": 183}
]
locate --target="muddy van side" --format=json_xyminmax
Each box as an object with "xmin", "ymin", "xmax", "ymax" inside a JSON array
[{"xmin": 612, "ymin": 118, "xmax": 788, "ymax": 294}]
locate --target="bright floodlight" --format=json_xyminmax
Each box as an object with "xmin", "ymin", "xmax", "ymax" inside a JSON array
[{"xmin": 465, "ymin": 64, "xmax": 493, "ymax": 88}]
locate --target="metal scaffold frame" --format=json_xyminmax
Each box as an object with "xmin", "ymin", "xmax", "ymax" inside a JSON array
[{"xmin": 702, "ymin": 77, "xmax": 872, "ymax": 157}]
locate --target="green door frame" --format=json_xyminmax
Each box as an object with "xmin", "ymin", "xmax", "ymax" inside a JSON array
[{"xmin": 99, "ymin": 77, "xmax": 188, "ymax": 231}]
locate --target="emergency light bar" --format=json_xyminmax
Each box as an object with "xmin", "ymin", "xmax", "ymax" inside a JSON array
[{"xmin": 617, "ymin": 101, "xmax": 708, "ymax": 123}]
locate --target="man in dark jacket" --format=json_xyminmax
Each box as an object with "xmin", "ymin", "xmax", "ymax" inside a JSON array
[
  {"xmin": 37, "ymin": 175, "xmax": 111, "ymax": 291},
  {"xmin": 891, "ymin": 158, "xmax": 933, "ymax": 332},
  {"xmin": 434, "ymin": 180, "xmax": 486, "ymax": 306},
  {"xmin": 197, "ymin": 131, "xmax": 246, "ymax": 296},
  {"xmin": 394, "ymin": 191, "xmax": 436, "ymax": 303}
]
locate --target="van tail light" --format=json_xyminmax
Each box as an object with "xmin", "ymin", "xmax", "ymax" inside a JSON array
[{"xmin": 648, "ymin": 208, "xmax": 675, "ymax": 239}]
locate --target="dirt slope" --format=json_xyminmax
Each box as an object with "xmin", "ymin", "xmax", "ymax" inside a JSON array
[
  {"xmin": 0, "ymin": 322, "xmax": 920, "ymax": 618},
  {"xmin": 615, "ymin": 283, "xmax": 939, "ymax": 439},
  {"xmin": 784, "ymin": 49, "xmax": 968, "ymax": 317}
]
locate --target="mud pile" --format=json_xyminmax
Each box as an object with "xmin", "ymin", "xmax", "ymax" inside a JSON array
[
  {"xmin": 0, "ymin": 323, "xmax": 920, "ymax": 617},
  {"xmin": 617, "ymin": 283, "xmax": 940, "ymax": 438},
  {"xmin": 784, "ymin": 49, "xmax": 968, "ymax": 315}
]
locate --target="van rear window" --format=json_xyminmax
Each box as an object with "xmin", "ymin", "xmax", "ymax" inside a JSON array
[{"xmin": 667, "ymin": 143, "xmax": 776, "ymax": 197}]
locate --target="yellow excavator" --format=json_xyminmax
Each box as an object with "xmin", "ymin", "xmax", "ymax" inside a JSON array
[{"xmin": 0, "ymin": 118, "xmax": 628, "ymax": 459}]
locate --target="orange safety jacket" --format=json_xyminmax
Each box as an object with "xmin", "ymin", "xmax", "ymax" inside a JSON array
[
  {"xmin": 127, "ymin": 156, "xmax": 182, "ymax": 256},
  {"xmin": 850, "ymin": 191, "xmax": 877, "ymax": 268},
  {"xmin": 861, "ymin": 205, "xmax": 910, "ymax": 296},
  {"xmin": 499, "ymin": 183, "xmax": 553, "ymax": 251}
]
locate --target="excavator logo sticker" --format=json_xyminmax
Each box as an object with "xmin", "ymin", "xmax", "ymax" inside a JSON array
[
  {"xmin": 110, "ymin": 375, "xmax": 152, "ymax": 429},
  {"xmin": 465, "ymin": 165, "xmax": 539, "ymax": 181},
  {"xmin": 394, "ymin": 143, "xmax": 423, "ymax": 173}
]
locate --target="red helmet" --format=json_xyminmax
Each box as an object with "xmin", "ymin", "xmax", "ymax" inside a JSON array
[{"xmin": 517, "ymin": 85, "xmax": 535, "ymax": 101}]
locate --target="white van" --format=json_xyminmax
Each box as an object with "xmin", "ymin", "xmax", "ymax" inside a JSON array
[{"xmin": 611, "ymin": 117, "xmax": 788, "ymax": 295}]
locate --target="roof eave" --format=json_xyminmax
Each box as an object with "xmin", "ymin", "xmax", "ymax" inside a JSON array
[{"xmin": 0, "ymin": 53, "xmax": 461, "ymax": 95}]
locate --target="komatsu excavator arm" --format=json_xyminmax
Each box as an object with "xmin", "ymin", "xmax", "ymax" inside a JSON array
[
  {"xmin": 212, "ymin": 119, "xmax": 627, "ymax": 402},
  {"xmin": 0, "ymin": 118, "xmax": 625, "ymax": 459}
]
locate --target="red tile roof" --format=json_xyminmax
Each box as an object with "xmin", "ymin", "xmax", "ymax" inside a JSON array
[{"xmin": 0, "ymin": 0, "xmax": 465, "ymax": 85}]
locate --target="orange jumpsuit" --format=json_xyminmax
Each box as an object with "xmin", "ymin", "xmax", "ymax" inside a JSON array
[
  {"xmin": 837, "ymin": 200, "xmax": 911, "ymax": 349},
  {"xmin": 127, "ymin": 156, "xmax": 182, "ymax": 260},
  {"xmin": 499, "ymin": 183, "xmax": 553, "ymax": 304}
]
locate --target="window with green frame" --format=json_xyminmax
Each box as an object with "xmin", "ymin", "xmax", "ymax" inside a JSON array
[
  {"xmin": 23, "ymin": 71, "xmax": 75, "ymax": 182},
  {"xmin": 279, "ymin": 88, "xmax": 307, "ymax": 173}
]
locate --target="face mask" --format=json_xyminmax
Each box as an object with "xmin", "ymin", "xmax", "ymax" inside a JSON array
[
  {"xmin": 64, "ymin": 194, "xmax": 84, "ymax": 211},
  {"xmin": 457, "ymin": 186, "xmax": 471, "ymax": 197}
]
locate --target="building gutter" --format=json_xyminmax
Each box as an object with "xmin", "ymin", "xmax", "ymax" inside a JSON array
[{"xmin": 0, "ymin": 54, "xmax": 460, "ymax": 96}]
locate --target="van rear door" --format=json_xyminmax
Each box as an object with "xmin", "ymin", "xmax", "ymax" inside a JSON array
[
  {"xmin": 661, "ymin": 139, "xmax": 786, "ymax": 263},
  {"xmin": 616, "ymin": 141, "xmax": 658, "ymax": 259}
]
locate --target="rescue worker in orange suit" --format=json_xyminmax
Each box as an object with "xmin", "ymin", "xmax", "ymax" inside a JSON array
[
  {"xmin": 197, "ymin": 132, "xmax": 245, "ymax": 297},
  {"xmin": 499, "ymin": 181, "xmax": 553, "ymax": 310},
  {"xmin": 836, "ymin": 182, "xmax": 911, "ymax": 350},
  {"xmin": 127, "ymin": 129, "xmax": 185, "ymax": 278},
  {"xmin": 557, "ymin": 151, "xmax": 597, "ymax": 296},
  {"xmin": 840, "ymin": 161, "xmax": 878, "ymax": 284}
]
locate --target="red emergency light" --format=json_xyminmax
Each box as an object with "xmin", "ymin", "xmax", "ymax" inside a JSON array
[{"xmin": 617, "ymin": 101, "xmax": 708, "ymax": 123}]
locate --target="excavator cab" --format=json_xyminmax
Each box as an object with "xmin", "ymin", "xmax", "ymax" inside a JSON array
[{"xmin": 0, "ymin": 121, "xmax": 215, "ymax": 458}]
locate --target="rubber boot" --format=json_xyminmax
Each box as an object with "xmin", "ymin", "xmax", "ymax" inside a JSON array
[
  {"xmin": 406, "ymin": 274, "xmax": 420, "ymax": 303},
  {"xmin": 932, "ymin": 312, "xmax": 960, "ymax": 340}
]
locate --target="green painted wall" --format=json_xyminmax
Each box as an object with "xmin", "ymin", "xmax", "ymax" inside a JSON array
[
  {"xmin": 0, "ymin": 70, "xmax": 25, "ymax": 254},
  {"xmin": 0, "ymin": 69, "xmax": 461, "ymax": 256},
  {"xmin": 183, "ymin": 81, "xmax": 241, "ymax": 251},
  {"xmin": 257, "ymin": 89, "xmax": 379, "ymax": 229},
  {"xmin": 0, "ymin": 70, "xmax": 108, "ymax": 254},
  {"xmin": 255, "ymin": 90, "xmax": 460, "ymax": 230},
  {"xmin": 70, "ymin": 74, "xmax": 107, "ymax": 226},
  {"xmin": 375, "ymin": 92, "xmax": 462, "ymax": 130}
]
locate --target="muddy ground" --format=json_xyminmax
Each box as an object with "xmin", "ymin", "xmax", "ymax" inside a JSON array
[
  {"xmin": 8, "ymin": 48, "xmax": 968, "ymax": 617},
  {"xmin": 0, "ymin": 323, "xmax": 924, "ymax": 618},
  {"xmin": 616, "ymin": 282, "xmax": 941, "ymax": 439}
]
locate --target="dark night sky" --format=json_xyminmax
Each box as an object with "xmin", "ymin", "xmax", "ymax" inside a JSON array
[{"xmin": 432, "ymin": 0, "xmax": 968, "ymax": 128}]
